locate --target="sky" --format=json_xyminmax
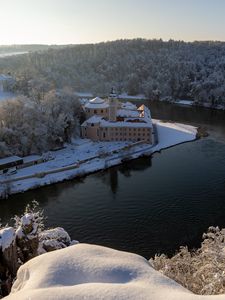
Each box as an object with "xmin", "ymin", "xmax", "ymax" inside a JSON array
[{"xmin": 0, "ymin": 0, "xmax": 225, "ymax": 45}]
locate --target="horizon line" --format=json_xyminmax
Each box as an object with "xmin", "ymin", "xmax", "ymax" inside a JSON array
[{"xmin": 1, "ymin": 37, "xmax": 225, "ymax": 47}]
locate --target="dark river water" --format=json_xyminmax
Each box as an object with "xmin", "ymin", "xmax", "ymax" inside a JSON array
[{"xmin": 0, "ymin": 102, "xmax": 225, "ymax": 259}]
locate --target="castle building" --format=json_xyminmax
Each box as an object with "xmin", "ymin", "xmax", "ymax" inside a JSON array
[{"xmin": 81, "ymin": 94, "xmax": 153, "ymax": 144}]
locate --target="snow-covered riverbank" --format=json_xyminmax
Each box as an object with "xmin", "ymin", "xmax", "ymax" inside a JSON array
[
  {"xmin": 0, "ymin": 120, "xmax": 197, "ymax": 198},
  {"xmin": 172, "ymin": 99, "xmax": 225, "ymax": 110}
]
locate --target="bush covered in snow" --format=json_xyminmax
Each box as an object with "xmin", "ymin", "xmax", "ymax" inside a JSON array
[
  {"xmin": 151, "ymin": 226, "xmax": 225, "ymax": 295},
  {"xmin": 0, "ymin": 201, "xmax": 76, "ymax": 297}
]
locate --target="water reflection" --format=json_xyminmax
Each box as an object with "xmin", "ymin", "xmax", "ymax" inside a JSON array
[
  {"xmin": 119, "ymin": 157, "xmax": 152, "ymax": 175},
  {"xmin": 99, "ymin": 157, "xmax": 152, "ymax": 194},
  {"xmin": 109, "ymin": 168, "xmax": 118, "ymax": 194}
]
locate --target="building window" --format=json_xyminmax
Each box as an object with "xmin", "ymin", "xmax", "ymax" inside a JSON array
[
  {"xmin": 94, "ymin": 110, "xmax": 97, "ymax": 114},
  {"xmin": 91, "ymin": 123, "xmax": 94, "ymax": 127},
  {"xmin": 101, "ymin": 110, "xmax": 103, "ymax": 113}
]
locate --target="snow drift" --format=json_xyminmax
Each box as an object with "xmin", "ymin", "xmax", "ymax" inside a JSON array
[{"xmin": 5, "ymin": 243, "xmax": 225, "ymax": 300}]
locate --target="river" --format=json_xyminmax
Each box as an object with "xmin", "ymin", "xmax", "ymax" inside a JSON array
[{"xmin": 0, "ymin": 102, "xmax": 225, "ymax": 258}]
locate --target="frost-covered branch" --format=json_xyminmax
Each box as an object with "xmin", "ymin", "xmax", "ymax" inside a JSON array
[
  {"xmin": 0, "ymin": 89, "xmax": 81, "ymax": 157},
  {"xmin": 151, "ymin": 226, "xmax": 225, "ymax": 295}
]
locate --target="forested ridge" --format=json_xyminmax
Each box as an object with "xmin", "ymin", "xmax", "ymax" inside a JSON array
[
  {"xmin": 1, "ymin": 38, "xmax": 225, "ymax": 157},
  {"xmin": 1, "ymin": 39, "xmax": 225, "ymax": 105}
]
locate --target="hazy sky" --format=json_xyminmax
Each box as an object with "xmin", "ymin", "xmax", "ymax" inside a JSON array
[{"xmin": 0, "ymin": 0, "xmax": 225, "ymax": 45}]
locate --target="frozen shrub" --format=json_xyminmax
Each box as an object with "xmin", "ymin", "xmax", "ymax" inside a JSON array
[{"xmin": 151, "ymin": 226, "xmax": 225, "ymax": 295}]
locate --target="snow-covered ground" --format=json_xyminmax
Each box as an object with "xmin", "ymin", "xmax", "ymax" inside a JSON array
[
  {"xmin": 5, "ymin": 243, "xmax": 224, "ymax": 300},
  {"xmin": 173, "ymin": 99, "xmax": 225, "ymax": 111},
  {"xmin": 0, "ymin": 51, "xmax": 28, "ymax": 58},
  {"xmin": 0, "ymin": 120, "xmax": 197, "ymax": 197},
  {"xmin": 76, "ymin": 92, "xmax": 146, "ymax": 101},
  {"xmin": 174, "ymin": 99, "xmax": 194, "ymax": 106},
  {"xmin": 75, "ymin": 92, "xmax": 93, "ymax": 98},
  {"xmin": 152, "ymin": 120, "xmax": 197, "ymax": 151},
  {"xmin": 118, "ymin": 93, "xmax": 147, "ymax": 100}
]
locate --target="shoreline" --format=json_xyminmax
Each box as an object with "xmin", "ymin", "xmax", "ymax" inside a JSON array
[
  {"xmin": 91, "ymin": 94, "xmax": 225, "ymax": 111},
  {"xmin": 0, "ymin": 120, "xmax": 197, "ymax": 199}
]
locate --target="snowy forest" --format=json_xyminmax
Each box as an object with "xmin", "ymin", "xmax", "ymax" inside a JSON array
[
  {"xmin": 1, "ymin": 38, "xmax": 225, "ymax": 157},
  {"xmin": 1, "ymin": 39, "xmax": 225, "ymax": 104},
  {"xmin": 0, "ymin": 89, "xmax": 81, "ymax": 157}
]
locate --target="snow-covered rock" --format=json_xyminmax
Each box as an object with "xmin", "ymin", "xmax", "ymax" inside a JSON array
[
  {"xmin": 0, "ymin": 227, "xmax": 15, "ymax": 251},
  {"xmin": 0, "ymin": 227, "xmax": 18, "ymax": 278},
  {"xmin": 38, "ymin": 227, "xmax": 78, "ymax": 254},
  {"xmin": 5, "ymin": 243, "xmax": 224, "ymax": 300}
]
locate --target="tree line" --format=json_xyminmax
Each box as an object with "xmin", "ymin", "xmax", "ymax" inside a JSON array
[{"xmin": 1, "ymin": 38, "xmax": 225, "ymax": 105}]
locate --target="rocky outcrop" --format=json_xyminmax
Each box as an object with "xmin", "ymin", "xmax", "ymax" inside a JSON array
[
  {"xmin": 0, "ymin": 211, "xmax": 76, "ymax": 298},
  {"xmin": 0, "ymin": 228, "xmax": 18, "ymax": 296},
  {"xmin": 38, "ymin": 227, "xmax": 78, "ymax": 254}
]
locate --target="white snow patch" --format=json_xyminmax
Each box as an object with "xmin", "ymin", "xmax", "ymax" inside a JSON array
[
  {"xmin": 174, "ymin": 100, "xmax": 194, "ymax": 106},
  {"xmin": 20, "ymin": 213, "xmax": 33, "ymax": 226},
  {"xmin": 153, "ymin": 119, "xmax": 196, "ymax": 151},
  {"xmin": 75, "ymin": 92, "xmax": 93, "ymax": 98},
  {"xmin": 118, "ymin": 93, "xmax": 147, "ymax": 100},
  {"xmin": 0, "ymin": 52, "xmax": 28, "ymax": 58},
  {"xmin": 85, "ymin": 97, "xmax": 109, "ymax": 109},
  {"xmin": 39, "ymin": 227, "xmax": 71, "ymax": 244},
  {"xmin": 0, "ymin": 227, "xmax": 15, "ymax": 251},
  {"xmin": 5, "ymin": 243, "xmax": 221, "ymax": 300}
]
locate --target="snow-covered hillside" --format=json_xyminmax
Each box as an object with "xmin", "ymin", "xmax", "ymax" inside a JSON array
[
  {"xmin": 2, "ymin": 39, "xmax": 225, "ymax": 107},
  {"xmin": 5, "ymin": 243, "xmax": 225, "ymax": 300}
]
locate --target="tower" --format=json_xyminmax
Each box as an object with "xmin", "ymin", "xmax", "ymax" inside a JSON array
[{"xmin": 108, "ymin": 88, "xmax": 118, "ymax": 122}]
